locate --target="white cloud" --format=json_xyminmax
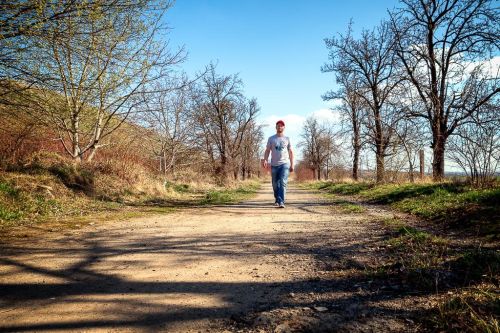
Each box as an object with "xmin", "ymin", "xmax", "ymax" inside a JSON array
[
  {"xmin": 467, "ymin": 55, "xmax": 500, "ymax": 78},
  {"xmin": 406, "ymin": 46, "xmax": 499, "ymax": 84},
  {"xmin": 310, "ymin": 108, "xmax": 341, "ymax": 124}
]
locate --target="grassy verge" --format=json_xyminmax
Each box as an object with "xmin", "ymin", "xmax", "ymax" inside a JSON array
[
  {"xmin": 377, "ymin": 216, "xmax": 499, "ymax": 332},
  {"xmin": 432, "ymin": 285, "xmax": 499, "ymax": 332},
  {"xmin": 0, "ymin": 173, "xmax": 112, "ymax": 227},
  {"xmin": 304, "ymin": 181, "xmax": 499, "ymax": 239},
  {"xmin": 306, "ymin": 181, "xmax": 373, "ymax": 195},
  {"xmin": 304, "ymin": 181, "xmax": 499, "ymax": 332},
  {"xmin": 329, "ymin": 199, "xmax": 365, "ymax": 214},
  {"xmin": 201, "ymin": 180, "xmax": 261, "ymax": 205},
  {"xmin": 1, "ymin": 170, "xmax": 261, "ymax": 231}
]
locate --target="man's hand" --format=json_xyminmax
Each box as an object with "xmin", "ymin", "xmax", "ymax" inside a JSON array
[
  {"xmin": 262, "ymin": 159, "xmax": 269, "ymax": 169},
  {"xmin": 289, "ymin": 165, "xmax": 294, "ymax": 172}
]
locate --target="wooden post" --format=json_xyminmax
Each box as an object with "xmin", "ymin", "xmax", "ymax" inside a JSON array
[{"xmin": 419, "ymin": 149, "xmax": 424, "ymax": 180}]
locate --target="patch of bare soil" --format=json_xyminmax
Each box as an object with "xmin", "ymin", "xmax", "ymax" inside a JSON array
[{"xmin": 1, "ymin": 183, "xmax": 432, "ymax": 332}]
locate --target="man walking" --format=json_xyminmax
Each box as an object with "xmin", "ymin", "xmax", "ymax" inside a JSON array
[{"xmin": 262, "ymin": 120, "xmax": 294, "ymax": 208}]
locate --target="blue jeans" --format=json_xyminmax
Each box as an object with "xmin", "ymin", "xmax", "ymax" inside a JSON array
[{"xmin": 271, "ymin": 163, "xmax": 290, "ymax": 204}]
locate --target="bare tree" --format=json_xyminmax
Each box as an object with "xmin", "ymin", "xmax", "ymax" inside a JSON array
[
  {"xmin": 193, "ymin": 64, "xmax": 259, "ymax": 180},
  {"xmin": 227, "ymin": 98, "xmax": 261, "ymax": 179},
  {"xmin": 324, "ymin": 21, "xmax": 403, "ymax": 182},
  {"xmin": 238, "ymin": 119, "xmax": 264, "ymax": 180},
  {"xmin": 0, "ymin": 1, "xmax": 147, "ymax": 41},
  {"xmin": 389, "ymin": 80, "xmax": 430, "ymax": 182},
  {"xmin": 0, "ymin": 104, "xmax": 42, "ymax": 165},
  {"xmin": 394, "ymin": 119, "xmax": 428, "ymax": 182},
  {"xmin": 448, "ymin": 103, "xmax": 499, "ymax": 187},
  {"xmin": 390, "ymin": 0, "xmax": 500, "ymax": 181},
  {"xmin": 141, "ymin": 77, "xmax": 195, "ymax": 176},
  {"xmin": 322, "ymin": 68, "xmax": 365, "ymax": 180},
  {"xmin": 300, "ymin": 117, "xmax": 338, "ymax": 180},
  {"xmin": 27, "ymin": 0, "xmax": 184, "ymax": 163}
]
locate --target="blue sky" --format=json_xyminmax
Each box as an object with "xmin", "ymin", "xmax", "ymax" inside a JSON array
[{"xmin": 165, "ymin": 0, "xmax": 400, "ymax": 148}]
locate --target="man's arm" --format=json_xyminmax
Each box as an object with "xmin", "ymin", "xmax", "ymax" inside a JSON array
[
  {"xmin": 263, "ymin": 146, "xmax": 271, "ymax": 168},
  {"xmin": 288, "ymin": 148, "xmax": 294, "ymax": 172}
]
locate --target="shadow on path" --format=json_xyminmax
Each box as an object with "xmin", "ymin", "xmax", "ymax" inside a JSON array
[{"xmin": 0, "ymin": 184, "xmax": 437, "ymax": 332}]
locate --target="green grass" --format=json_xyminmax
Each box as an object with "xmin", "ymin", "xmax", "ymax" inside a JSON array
[
  {"xmin": 306, "ymin": 181, "xmax": 373, "ymax": 195},
  {"xmin": 0, "ymin": 180, "xmax": 24, "ymax": 222},
  {"xmin": 396, "ymin": 225, "xmax": 432, "ymax": 242},
  {"xmin": 164, "ymin": 181, "xmax": 192, "ymax": 193},
  {"xmin": 0, "ymin": 182, "xmax": 19, "ymax": 197},
  {"xmin": 201, "ymin": 181, "xmax": 260, "ymax": 205},
  {"xmin": 330, "ymin": 199, "xmax": 365, "ymax": 213},
  {"xmin": 376, "ymin": 217, "xmax": 499, "ymax": 330},
  {"xmin": 451, "ymin": 248, "xmax": 500, "ymax": 283},
  {"xmin": 173, "ymin": 184, "xmax": 190, "ymax": 193},
  {"xmin": 0, "ymin": 169, "xmax": 261, "ymax": 229},
  {"xmin": 306, "ymin": 181, "xmax": 500, "ymax": 238},
  {"xmin": 48, "ymin": 164, "xmax": 94, "ymax": 193},
  {"xmin": 339, "ymin": 202, "xmax": 365, "ymax": 213},
  {"xmin": 380, "ymin": 217, "xmax": 406, "ymax": 228},
  {"xmin": 0, "ymin": 205, "xmax": 22, "ymax": 221},
  {"xmin": 202, "ymin": 190, "xmax": 233, "ymax": 204},
  {"xmin": 305, "ymin": 180, "xmax": 500, "ymax": 332},
  {"xmin": 360, "ymin": 183, "xmax": 446, "ymax": 204},
  {"xmin": 372, "ymin": 216, "xmax": 496, "ymax": 274},
  {"xmin": 0, "ymin": 174, "xmax": 123, "ymax": 227},
  {"xmin": 385, "ymin": 223, "xmax": 449, "ymax": 287}
]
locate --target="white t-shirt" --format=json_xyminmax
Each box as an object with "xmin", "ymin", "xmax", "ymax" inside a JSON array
[{"xmin": 267, "ymin": 134, "xmax": 291, "ymax": 166}]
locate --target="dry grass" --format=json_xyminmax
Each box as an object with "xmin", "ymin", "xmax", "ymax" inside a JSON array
[
  {"xmin": 0, "ymin": 151, "xmax": 262, "ymax": 228},
  {"xmin": 432, "ymin": 284, "xmax": 499, "ymax": 332}
]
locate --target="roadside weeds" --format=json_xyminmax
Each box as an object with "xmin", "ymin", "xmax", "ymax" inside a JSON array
[{"xmin": 303, "ymin": 181, "xmax": 499, "ymax": 333}]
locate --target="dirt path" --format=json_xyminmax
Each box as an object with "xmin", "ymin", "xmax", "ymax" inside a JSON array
[{"xmin": 0, "ymin": 183, "xmax": 423, "ymax": 332}]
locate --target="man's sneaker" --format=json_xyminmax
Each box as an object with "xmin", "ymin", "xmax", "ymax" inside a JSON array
[
  {"xmin": 274, "ymin": 202, "xmax": 279, "ymax": 207},
  {"xmin": 278, "ymin": 203, "xmax": 285, "ymax": 208}
]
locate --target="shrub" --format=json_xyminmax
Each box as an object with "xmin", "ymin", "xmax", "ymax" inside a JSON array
[{"xmin": 48, "ymin": 164, "xmax": 94, "ymax": 194}]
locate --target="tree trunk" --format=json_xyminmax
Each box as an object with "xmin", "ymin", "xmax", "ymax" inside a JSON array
[
  {"xmin": 352, "ymin": 119, "xmax": 360, "ymax": 181},
  {"xmin": 432, "ymin": 134, "xmax": 446, "ymax": 181},
  {"xmin": 163, "ymin": 150, "xmax": 168, "ymax": 176},
  {"xmin": 72, "ymin": 143, "xmax": 82, "ymax": 163},
  {"xmin": 353, "ymin": 143, "xmax": 360, "ymax": 181},
  {"xmin": 220, "ymin": 152, "xmax": 228, "ymax": 179},
  {"xmin": 71, "ymin": 115, "xmax": 81, "ymax": 163},
  {"xmin": 87, "ymin": 147, "xmax": 97, "ymax": 162},
  {"xmin": 408, "ymin": 163, "xmax": 415, "ymax": 183},
  {"xmin": 73, "ymin": 153, "xmax": 82, "ymax": 164},
  {"xmin": 374, "ymin": 105, "xmax": 385, "ymax": 183},
  {"xmin": 375, "ymin": 148, "xmax": 385, "ymax": 183}
]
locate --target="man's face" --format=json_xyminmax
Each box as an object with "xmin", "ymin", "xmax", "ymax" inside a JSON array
[{"xmin": 276, "ymin": 124, "xmax": 285, "ymax": 133}]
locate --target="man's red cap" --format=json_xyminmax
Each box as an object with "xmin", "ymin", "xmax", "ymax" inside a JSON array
[{"xmin": 276, "ymin": 120, "xmax": 285, "ymax": 126}]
